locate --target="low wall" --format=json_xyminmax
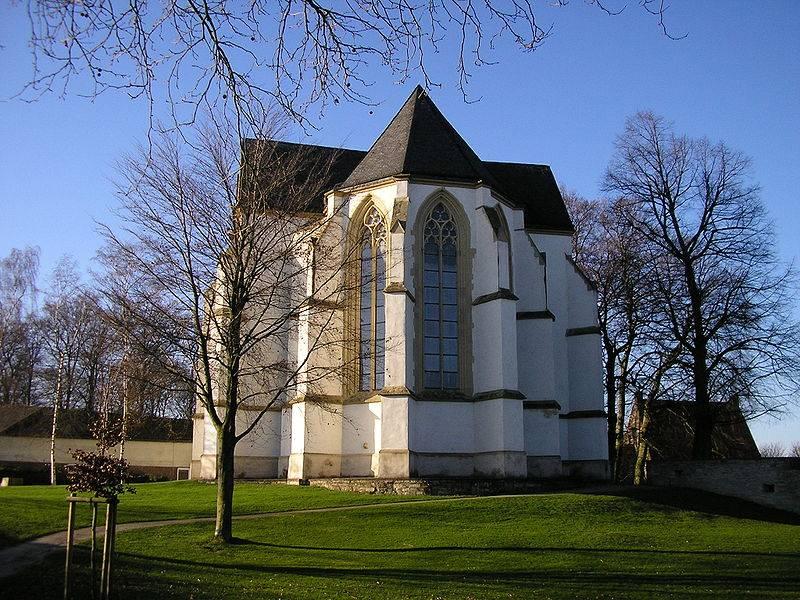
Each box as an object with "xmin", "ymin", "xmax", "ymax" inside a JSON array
[
  {"xmin": 0, "ymin": 435, "xmax": 192, "ymax": 482},
  {"xmin": 303, "ymin": 477, "xmax": 591, "ymax": 496},
  {"xmin": 648, "ymin": 458, "xmax": 800, "ymax": 514}
]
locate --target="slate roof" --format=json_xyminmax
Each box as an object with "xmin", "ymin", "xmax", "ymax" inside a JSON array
[
  {"xmin": 0, "ymin": 405, "xmax": 192, "ymax": 442},
  {"xmin": 244, "ymin": 85, "xmax": 573, "ymax": 232},
  {"xmin": 485, "ymin": 161, "xmax": 573, "ymax": 231},
  {"xmin": 342, "ymin": 85, "xmax": 501, "ymax": 189},
  {"xmin": 241, "ymin": 139, "xmax": 366, "ymax": 213},
  {"xmin": 627, "ymin": 400, "xmax": 761, "ymax": 461}
]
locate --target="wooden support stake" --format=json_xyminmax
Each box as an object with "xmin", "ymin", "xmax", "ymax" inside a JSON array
[
  {"xmin": 99, "ymin": 502, "xmax": 112, "ymax": 600},
  {"xmin": 103, "ymin": 500, "xmax": 117, "ymax": 600},
  {"xmin": 90, "ymin": 502, "xmax": 98, "ymax": 600},
  {"xmin": 63, "ymin": 496, "xmax": 76, "ymax": 600}
]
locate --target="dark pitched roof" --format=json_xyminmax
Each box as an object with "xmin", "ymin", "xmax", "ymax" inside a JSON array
[
  {"xmin": 343, "ymin": 85, "xmax": 501, "ymax": 188},
  {"xmin": 626, "ymin": 400, "xmax": 761, "ymax": 461},
  {"xmin": 484, "ymin": 162, "xmax": 573, "ymax": 231},
  {"xmin": 0, "ymin": 404, "xmax": 39, "ymax": 435},
  {"xmin": 0, "ymin": 405, "xmax": 192, "ymax": 442},
  {"xmin": 241, "ymin": 140, "xmax": 366, "ymax": 213},
  {"xmin": 245, "ymin": 86, "xmax": 573, "ymax": 232}
]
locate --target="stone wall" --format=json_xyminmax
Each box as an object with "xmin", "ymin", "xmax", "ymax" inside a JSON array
[
  {"xmin": 648, "ymin": 458, "xmax": 800, "ymax": 514},
  {"xmin": 302, "ymin": 476, "xmax": 589, "ymax": 496}
]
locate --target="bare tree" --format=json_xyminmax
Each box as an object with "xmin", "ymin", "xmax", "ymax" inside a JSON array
[
  {"xmin": 100, "ymin": 112, "xmax": 360, "ymax": 541},
  {"xmin": 759, "ymin": 441, "xmax": 786, "ymax": 458},
  {"xmin": 604, "ymin": 112, "xmax": 800, "ymax": 459},
  {"xmin": 566, "ymin": 193, "xmax": 679, "ymax": 481},
  {"xmin": 41, "ymin": 257, "xmax": 91, "ymax": 483},
  {"xmin": 791, "ymin": 442, "xmax": 800, "ymax": 458},
  {"xmin": 0, "ymin": 247, "xmax": 41, "ymax": 405},
  {"xmin": 15, "ymin": 0, "xmax": 681, "ymax": 127}
]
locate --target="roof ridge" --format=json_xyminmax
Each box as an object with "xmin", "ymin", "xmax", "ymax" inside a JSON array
[
  {"xmin": 400, "ymin": 86, "xmax": 425, "ymax": 173},
  {"xmin": 247, "ymin": 138, "xmax": 366, "ymax": 154}
]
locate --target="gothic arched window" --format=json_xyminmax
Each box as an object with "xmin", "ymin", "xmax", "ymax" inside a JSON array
[
  {"xmin": 422, "ymin": 203, "xmax": 460, "ymax": 390},
  {"xmin": 359, "ymin": 206, "xmax": 387, "ymax": 391}
]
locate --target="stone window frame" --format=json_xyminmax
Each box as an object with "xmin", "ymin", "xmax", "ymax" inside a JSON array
[
  {"xmin": 343, "ymin": 197, "xmax": 391, "ymax": 399},
  {"xmin": 481, "ymin": 204, "xmax": 514, "ymax": 293},
  {"xmin": 413, "ymin": 190, "xmax": 473, "ymax": 399}
]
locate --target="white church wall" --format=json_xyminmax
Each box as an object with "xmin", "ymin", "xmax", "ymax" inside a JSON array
[
  {"xmin": 412, "ymin": 401, "xmax": 473, "ymax": 453},
  {"xmin": 473, "ymin": 399, "xmax": 524, "ymax": 453},
  {"xmin": 566, "ymin": 263, "xmax": 599, "ymax": 330},
  {"xmin": 531, "ymin": 233, "xmax": 573, "ymax": 415},
  {"xmin": 341, "ymin": 402, "xmax": 381, "ymax": 476},
  {"xmin": 472, "ymin": 301, "xmax": 504, "ymax": 393},
  {"xmin": 523, "ymin": 408, "xmax": 560, "ymax": 455},
  {"xmin": 378, "ymin": 395, "xmax": 413, "ymax": 477},
  {"xmin": 516, "ymin": 320, "xmax": 556, "ymax": 402},
  {"xmin": 567, "ymin": 335, "xmax": 604, "ymax": 412},
  {"xmin": 566, "ymin": 418, "xmax": 608, "ymax": 460},
  {"xmin": 235, "ymin": 410, "xmax": 281, "ymax": 457},
  {"xmin": 288, "ymin": 401, "xmax": 344, "ymax": 478},
  {"xmin": 279, "ymin": 406, "xmax": 291, "ymax": 477},
  {"xmin": 522, "ymin": 407, "xmax": 562, "ymax": 477}
]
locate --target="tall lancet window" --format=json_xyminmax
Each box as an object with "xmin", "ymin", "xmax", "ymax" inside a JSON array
[
  {"xmin": 423, "ymin": 203, "xmax": 459, "ymax": 390},
  {"xmin": 359, "ymin": 206, "xmax": 387, "ymax": 391}
]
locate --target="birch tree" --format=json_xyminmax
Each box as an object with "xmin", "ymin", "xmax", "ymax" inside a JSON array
[{"xmin": 42, "ymin": 258, "xmax": 90, "ymax": 484}]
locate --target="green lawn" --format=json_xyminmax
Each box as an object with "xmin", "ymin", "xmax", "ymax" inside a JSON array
[
  {"xmin": 3, "ymin": 490, "xmax": 799, "ymax": 599},
  {"xmin": 0, "ymin": 481, "xmax": 426, "ymax": 548}
]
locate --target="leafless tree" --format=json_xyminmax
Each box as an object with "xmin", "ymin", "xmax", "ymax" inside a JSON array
[
  {"xmin": 791, "ymin": 442, "xmax": 800, "ymax": 458},
  {"xmin": 40, "ymin": 257, "xmax": 91, "ymax": 483},
  {"xmin": 100, "ymin": 111, "xmax": 361, "ymax": 541},
  {"xmin": 759, "ymin": 441, "xmax": 786, "ymax": 458},
  {"xmin": 0, "ymin": 247, "xmax": 41, "ymax": 405},
  {"xmin": 566, "ymin": 192, "xmax": 682, "ymax": 481},
  {"xmin": 604, "ymin": 112, "xmax": 800, "ymax": 460},
  {"xmin": 15, "ymin": 0, "xmax": 682, "ymax": 128}
]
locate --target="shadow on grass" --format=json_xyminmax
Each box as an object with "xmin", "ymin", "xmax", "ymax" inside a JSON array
[
  {"xmin": 4, "ymin": 540, "xmax": 800, "ymax": 600},
  {"xmin": 114, "ymin": 550, "xmax": 800, "ymax": 594},
  {"xmin": 579, "ymin": 485, "xmax": 800, "ymax": 525},
  {"xmin": 220, "ymin": 540, "xmax": 800, "ymax": 559}
]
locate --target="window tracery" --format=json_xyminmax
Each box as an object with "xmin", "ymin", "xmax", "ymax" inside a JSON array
[
  {"xmin": 358, "ymin": 206, "xmax": 386, "ymax": 391},
  {"xmin": 422, "ymin": 203, "xmax": 460, "ymax": 390}
]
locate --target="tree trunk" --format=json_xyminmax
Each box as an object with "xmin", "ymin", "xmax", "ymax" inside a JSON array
[
  {"xmin": 684, "ymin": 261, "xmax": 714, "ymax": 460},
  {"xmin": 604, "ymin": 353, "xmax": 617, "ymax": 480},
  {"xmin": 690, "ymin": 337, "xmax": 713, "ymax": 458},
  {"xmin": 633, "ymin": 390, "xmax": 651, "ymax": 485},
  {"xmin": 613, "ymin": 348, "xmax": 631, "ymax": 482},
  {"xmin": 214, "ymin": 425, "xmax": 236, "ymax": 542},
  {"xmin": 50, "ymin": 352, "xmax": 65, "ymax": 485},
  {"xmin": 614, "ymin": 386, "xmax": 627, "ymax": 482}
]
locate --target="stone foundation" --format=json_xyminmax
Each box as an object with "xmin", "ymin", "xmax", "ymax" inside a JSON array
[{"xmin": 302, "ymin": 476, "xmax": 591, "ymax": 496}]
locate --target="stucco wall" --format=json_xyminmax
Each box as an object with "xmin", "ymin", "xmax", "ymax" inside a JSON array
[
  {"xmin": 0, "ymin": 435, "xmax": 191, "ymax": 478},
  {"xmin": 191, "ymin": 176, "xmax": 609, "ymax": 481},
  {"xmin": 649, "ymin": 459, "xmax": 800, "ymax": 514}
]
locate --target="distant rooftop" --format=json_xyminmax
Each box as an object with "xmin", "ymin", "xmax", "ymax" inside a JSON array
[{"xmin": 0, "ymin": 405, "xmax": 192, "ymax": 442}]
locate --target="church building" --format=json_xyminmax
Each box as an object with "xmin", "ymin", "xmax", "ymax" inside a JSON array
[{"xmin": 191, "ymin": 86, "xmax": 608, "ymax": 482}]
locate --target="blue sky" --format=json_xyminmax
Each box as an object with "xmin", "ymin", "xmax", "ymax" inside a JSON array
[{"xmin": 1, "ymin": 1, "xmax": 798, "ymax": 446}]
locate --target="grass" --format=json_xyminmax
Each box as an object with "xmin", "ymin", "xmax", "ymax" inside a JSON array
[
  {"xmin": 0, "ymin": 480, "xmax": 427, "ymax": 548},
  {"xmin": 3, "ymin": 489, "xmax": 799, "ymax": 599}
]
